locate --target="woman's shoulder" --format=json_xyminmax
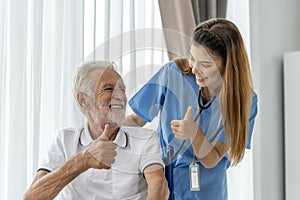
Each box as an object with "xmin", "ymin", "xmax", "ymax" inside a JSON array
[{"xmin": 161, "ymin": 58, "xmax": 190, "ymax": 72}]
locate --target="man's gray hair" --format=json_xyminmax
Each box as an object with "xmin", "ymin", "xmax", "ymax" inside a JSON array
[{"xmin": 73, "ymin": 61, "xmax": 115, "ymax": 103}]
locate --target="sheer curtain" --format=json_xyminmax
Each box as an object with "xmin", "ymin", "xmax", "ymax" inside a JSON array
[
  {"xmin": 0, "ymin": 0, "xmax": 166, "ymax": 199},
  {"xmin": 0, "ymin": 0, "xmax": 84, "ymax": 199},
  {"xmin": 226, "ymin": 1, "xmax": 253, "ymax": 200},
  {"xmin": 83, "ymin": 0, "xmax": 168, "ymax": 115}
]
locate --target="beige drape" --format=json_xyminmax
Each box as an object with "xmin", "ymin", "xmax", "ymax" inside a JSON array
[
  {"xmin": 158, "ymin": 0, "xmax": 227, "ymax": 59},
  {"xmin": 192, "ymin": 0, "xmax": 227, "ymax": 24},
  {"xmin": 158, "ymin": 0, "xmax": 196, "ymax": 59}
]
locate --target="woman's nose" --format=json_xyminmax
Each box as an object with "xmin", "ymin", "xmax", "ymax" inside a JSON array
[{"xmin": 191, "ymin": 65, "xmax": 202, "ymax": 75}]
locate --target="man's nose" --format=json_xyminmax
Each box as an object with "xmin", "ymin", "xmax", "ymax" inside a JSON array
[{"xmin": 112, "ymin": 87, "xmax": 125, "ymax": 99}]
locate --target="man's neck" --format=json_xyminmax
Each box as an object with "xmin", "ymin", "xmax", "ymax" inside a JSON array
[{"xmin": 88, "ymin": 123, "xmax": 120, "ymax": 140}]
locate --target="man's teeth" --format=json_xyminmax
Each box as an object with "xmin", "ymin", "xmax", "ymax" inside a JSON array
[{"xmin": 111, "ymin": 105, "xmax": 123, "ymax": 108}]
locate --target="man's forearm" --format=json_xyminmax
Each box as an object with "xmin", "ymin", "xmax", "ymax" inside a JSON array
[{"xmin": 24, "ymin": 151, "xmax": 89, "ymax": 200}]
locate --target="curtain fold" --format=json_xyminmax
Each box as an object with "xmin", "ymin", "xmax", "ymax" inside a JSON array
[
  {"xmin": 158, "ymin": 0, "xmax": 196, "ymax": 59},
  {"xmin": 0, "ymin": 0, "xmax": 29, "ymax": 199},
  {"xmin": 158, "ymin": 0, "xmax": 228, "ymax": 60},
  {"xmin": 191, "ymin": 0, "xmax": 227, "ymax": 24},
  {"xmin": 0, "ymin": 0, "xmax": 84, "ymax": 199}
]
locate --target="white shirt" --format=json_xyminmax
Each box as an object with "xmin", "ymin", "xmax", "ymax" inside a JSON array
[{"xmin": 39, "ymin": 124, "xmax": 164, "ymax": 200}]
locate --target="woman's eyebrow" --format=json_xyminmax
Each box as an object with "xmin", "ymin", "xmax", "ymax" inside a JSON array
[{"xmin": 190, "ymin": 54, "xmax": 212, "ymax": 63}]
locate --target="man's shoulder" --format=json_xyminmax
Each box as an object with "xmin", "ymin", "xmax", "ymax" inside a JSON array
[
  {"xmin": 121, "ymin": 126, "xmax": 157, "ymax": 139},
  {"xmin": 56, "ymin": 126, "xmax": 82, "ymax": 141}
]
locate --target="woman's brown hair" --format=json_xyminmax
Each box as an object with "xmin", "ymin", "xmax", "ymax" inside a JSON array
[
  {"xmin": 193, "ymin": 18, "xmax": 254, "ymax": 165},
  {"xmin": 173, "ymin": 57, "xmax": 193, "ymax": 75}
]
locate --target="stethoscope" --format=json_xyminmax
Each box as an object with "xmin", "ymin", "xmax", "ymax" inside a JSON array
[
  {"xmin": 171, "ymin": 89, "xmax": 214, "ymax": 160},
  {"xmin": 165, "ymin": 89, "xmax": 215, "ymax": 200}
]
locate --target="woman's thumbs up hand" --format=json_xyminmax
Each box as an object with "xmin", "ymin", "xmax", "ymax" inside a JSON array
[{"xmin": 170, "ymin": 106, "xmax": 199, "ymax": 140}]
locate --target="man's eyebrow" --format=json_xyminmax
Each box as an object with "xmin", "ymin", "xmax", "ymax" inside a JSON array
[
  {"xmin": 101, "ymin": 83, "xmax": 126, "ymax": 88},
  {"xmin": 101, "ymin": 83, "xmax": 114, "ymax": 88}
]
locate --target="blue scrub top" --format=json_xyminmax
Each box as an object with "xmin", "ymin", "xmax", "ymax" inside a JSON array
[{"xmin": 128, "ymin": 61, "xmax": 258, "ymax": 200}]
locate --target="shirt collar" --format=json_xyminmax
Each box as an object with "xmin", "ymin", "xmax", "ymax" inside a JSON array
[
  {"xmin": 80, "ymin": 123, "xmax": 128, "ymax": 148},
  {"xmin": 80, "ymin": 123, "xmax": 94, "ymax": 146},
  {"xmin": 113, "ymin": 128, "xmax": 128, "ymax": 148}
]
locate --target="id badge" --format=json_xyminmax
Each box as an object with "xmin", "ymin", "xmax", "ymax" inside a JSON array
[{"xmin": 189, "ymin": 162, "xmax": 200, "ymax": 191}]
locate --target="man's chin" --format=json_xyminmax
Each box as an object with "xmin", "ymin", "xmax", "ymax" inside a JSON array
[{"xmin": 110, "ymin": 115, "xmax": 125, "ymax": 127}]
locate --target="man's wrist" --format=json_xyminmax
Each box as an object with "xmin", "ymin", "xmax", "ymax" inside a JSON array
[{"xmin": 75, "ymin": 150, "xmax": 91, "ymax": 172}]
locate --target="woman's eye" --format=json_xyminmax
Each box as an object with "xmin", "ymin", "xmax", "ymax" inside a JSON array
[{"xmin": 202, "ymin": 64, "xmax": 211, "ymax": 68}]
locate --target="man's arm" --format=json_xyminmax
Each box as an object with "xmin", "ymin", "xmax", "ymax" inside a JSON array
[
  {"xmin": 24, "ymin": 127, "xmax": 117, "ymax": 200},
  {"xmin": 23, "ymin": 151, "xmax": 90, "ymax": 200},
  {"xmin": 144, "ymin": 164, "xmax": 169, "ymax": 200}
]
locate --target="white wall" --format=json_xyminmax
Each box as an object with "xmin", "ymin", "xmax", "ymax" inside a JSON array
[
  {"xmin": 249, "ymin": 0, "xmax": 300, "ymax": 200},
  {"xmin": 284, "ymin": 51, "xmax": 300, "ymax": 200}
]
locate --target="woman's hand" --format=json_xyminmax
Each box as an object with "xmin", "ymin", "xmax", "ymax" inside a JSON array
[{"xmin": 171, "ymin": 106, "xmax": 199, "ymax": 140}]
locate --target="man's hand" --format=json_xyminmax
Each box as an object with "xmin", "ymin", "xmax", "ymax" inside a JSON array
[
  {"xmin": 171, "ymin": 106, "xmax": 199, "ymax": 140},
  {"xmin": 85, "ymin": 124, "xmax": 117, "ymax": 169}
]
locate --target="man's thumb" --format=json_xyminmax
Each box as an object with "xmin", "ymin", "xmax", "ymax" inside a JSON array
[
  {"xmin": 184, "ymin": 106, "xmax": 193, "ymax": 119},
  {"xmin": 99, "ymin": 124, "xmax": 111, "ymax": 141}
]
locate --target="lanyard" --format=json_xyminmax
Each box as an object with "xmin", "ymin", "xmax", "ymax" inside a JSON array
[{"xmin": 165, "ymin": 89, "xmax": 214, "ymax": 198}]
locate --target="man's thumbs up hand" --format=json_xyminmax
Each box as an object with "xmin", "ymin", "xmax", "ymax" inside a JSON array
[
  {"xmin": 86, "ymin": 124, "xmax": 117, "ymax": 169},
  {"xmin": 171, "ymin": 106, "xmax": 199, "ymax": 140}
]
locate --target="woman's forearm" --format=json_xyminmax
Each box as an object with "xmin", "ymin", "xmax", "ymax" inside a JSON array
[{"xmin": 190, "ymin": 129, "xmax": 228, "ymax": 168}]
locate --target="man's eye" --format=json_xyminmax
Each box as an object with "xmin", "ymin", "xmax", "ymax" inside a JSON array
[{"xmin": 104, "ymin": 88, "xmax": 113, "ymax": 91}]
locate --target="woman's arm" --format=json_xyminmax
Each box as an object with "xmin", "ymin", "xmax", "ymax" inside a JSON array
[
  {"xmin": 171, "ymin": 107, "xmax": 229, "ymax": 168},
  {"xmin": 123, "ymin": 113, "xmax": 147, "ymax": 127}
]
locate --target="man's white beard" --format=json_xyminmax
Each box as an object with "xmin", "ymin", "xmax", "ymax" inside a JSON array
[
  {"xmin": 90, "ymin": 101, "xmax": 125, "ymax": 127},
  {"xmin": 108, "ymin": 109, "xmax": 125, "ymax": 126}
]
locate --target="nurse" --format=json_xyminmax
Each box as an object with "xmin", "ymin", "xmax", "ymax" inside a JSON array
[{"xmin": 124, "ymin": 18, "xmax": 258, "ymax": 200}]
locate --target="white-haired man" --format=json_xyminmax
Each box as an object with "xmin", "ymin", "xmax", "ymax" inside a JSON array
[{"xmin": 24, "ymin": 61, "xmax": 169, "ymax": 200}]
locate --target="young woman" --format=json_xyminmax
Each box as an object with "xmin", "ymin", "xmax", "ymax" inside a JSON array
[{"xmin": 123, "ymin": 18, "xmax": 258, "ymax": 200}]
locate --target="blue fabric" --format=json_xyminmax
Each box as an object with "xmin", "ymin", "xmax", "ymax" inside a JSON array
[{"xmin": 128, "ymin": 61, "xmax": 258, "ymax": 200}]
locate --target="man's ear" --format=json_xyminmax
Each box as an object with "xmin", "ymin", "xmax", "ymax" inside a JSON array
[{"xmin": 77, "ymin": 92, "xmax": 88, "ymax": 109}]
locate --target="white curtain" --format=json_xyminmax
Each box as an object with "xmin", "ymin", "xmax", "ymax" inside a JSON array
[
  {"xmin": 83, "ymin": 0, "xmax": 168, "ymax": 115},
  {"xmin": 1, "ymin": 0, "xmax": 83, "ymax": 199},
  {"xmin": 0, "ymin": 0, "xmax": 166, "ymax": 199},
  {"xmin": 226, "ymin": 1, "xmax": 253, "ymax": 200},
  {"xmin": 1, "ymin": 0, "xmax": 253, "ymax": 199}
]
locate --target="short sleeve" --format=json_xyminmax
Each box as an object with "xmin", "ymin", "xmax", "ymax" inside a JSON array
[
  {"xmin": 139, "ymin": 132, "xmax": 164, "ymax": 172},
  {"xmin": 39, "ymin": 131, "xmax": 66, "ymax": 172},
  {"xmin": 128, "ymin": 64, "xmax": 170, "ymax": 122},
  {"xmin": 245, "ymin": 92, "xmax": 258, "ymax": 149}
]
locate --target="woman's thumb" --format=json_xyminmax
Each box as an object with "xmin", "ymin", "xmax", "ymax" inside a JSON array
[{"xmin": 184, "ymin": 106, "xmax": 193, "ymax": 119}]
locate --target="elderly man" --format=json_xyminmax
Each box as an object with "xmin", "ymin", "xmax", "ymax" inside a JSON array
[{"xmin": 24, "ymin": 61, "xmax": 169, "ymax": 200}]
